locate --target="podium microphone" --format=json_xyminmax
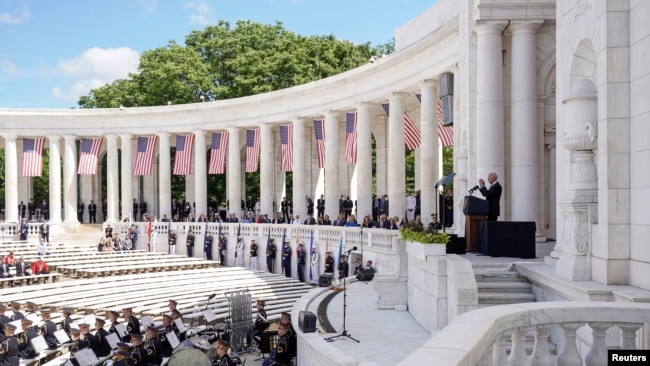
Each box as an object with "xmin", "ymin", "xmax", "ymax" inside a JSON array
[
  {"xmin": 346, "ymin": 246, "xmax": 358, "ymax": 254},
  {"xmin": 207, "ymin": 293, "xmax": 216, "ymax": 300},
  {"xmin": 468, "ymin": 185, "xmax": 479, "ymax": 194}
]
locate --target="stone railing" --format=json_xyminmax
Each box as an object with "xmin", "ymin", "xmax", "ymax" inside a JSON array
[{"xmin": 398, "ymin": 302, "xmax": 650, "ymax": 366}]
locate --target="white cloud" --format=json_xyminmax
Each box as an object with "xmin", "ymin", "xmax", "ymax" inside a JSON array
[
  {"xmin": 0, "ymin": 1, "xmax": 31, "ymax": 24},
  {"xmin": 0, "ymin": 57, "xmax": 19, "ymax": 78},
  {"xmin": 139, "ymin": 0, "xmax": 157, "ymax": 15},
  {"xmin": 51, "ymin": 47, "xmax": 140, "ymax": 101},
  {"xmin": 185, "ymin": 1, "xmax": 212, "ymax": 25}
]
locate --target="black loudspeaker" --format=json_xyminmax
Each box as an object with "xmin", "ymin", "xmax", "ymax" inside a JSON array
[
  {"xmin": 298, "ymin": 311, "xmax": 317, "ymax": 333},
  {"xmin": 440, "ymin": 72, "xmax": 454, "ymax": 96},
  {"xmin": 441, "ymin": 94, "xmax": 453, "ymax": 126},
  {"xmin": 319, "ymin": 273, "xmax": 332, "ymax": 287},
  {"xmin": 446, "ymin": 234, "xmax": 467, "ymax": 255}
]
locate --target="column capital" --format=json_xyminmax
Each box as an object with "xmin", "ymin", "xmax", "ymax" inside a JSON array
[
  {"xmin": 258, "ymin": 122, "xmax": 273, "ymax": 130},
  {"xmin": 157, "ymin": 131, "xmax": 169, "ymax": 138},
  {"xmin": 2, "ymin": 134, "xmax": 18, "ymax": 142},
  {"xmin": 118, "ymin": 133, "xmax": 132, "ymax": 139},
  {"xmin": 323, "ymin": 110, "xmax": 343, "ymax": 119},
  {"xmin": 388, "ymin": 92, "xmax": 409, "ymax": 102},
  {"xmin": 105, "ymin": 134, "xmax": 118, "ymax": 140},
  {"xmin": 355, "ymin": 102, "xmax": 375, "ymax": 112},
  {"xmin": 47, "ymin": 134, "xmax": 60, "ymax": 140},
  {"xmin": 473, "ymin": 20, "xmax": 509, "ymax": 35},
  {"xmin": 62, "ymin": 134, "xmax": 76, "ymax": 142},
  {"xmin": 419, "ymin": 79, "xmax": 440, "ymax": 88},
  {"xmin": 226, "ymin": 126, "xmax": 240, "ymax": 133},
  {"xmin": 507, "ymin": 20, "xmax": 543, "ymax": 35}
]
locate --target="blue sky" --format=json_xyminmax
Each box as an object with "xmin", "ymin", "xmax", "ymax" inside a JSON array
[{"xmin": 0, "ymin": 0, "xmax": 436, "ymax": 109}]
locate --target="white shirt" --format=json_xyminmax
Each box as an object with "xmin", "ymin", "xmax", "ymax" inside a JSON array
[{"xmin": 406, "ymin": 196, "xmax": 416, "ymax": 210}]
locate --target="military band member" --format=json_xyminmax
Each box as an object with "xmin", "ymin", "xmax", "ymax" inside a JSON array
[
  {"xmin": 204, "ymin": 231, "xmax": 214, "ymax": 260},
  {"xmin": 94, "ymin": 318, "xmax": 112, "ymax": 357},
  {"xmin": 245, "ymin": 300, "xmax": 268, "ymax": 349},
  {"xmin": 218, "ymin": 233, "xmax": 227, "ymax": 266},
  {"xmin": 280, "ymin": 312, "xmax": 297, "ymax": 356},
  {"xmin": 170, "ymin": 309, "xmax": 185, "ymax": 342},
  {"xmin": 144, "ymin": 325, "xmax": 162, "ymax": 366},
  {"xmin": 24, "ymin": 302, "xmax": 38, "ymax": 317},
  {"xmin": 123, "ymin": 307, "xmax": 140, "ymax": 342},
  {"xmin": 60, "ymin": 307, "xmax": 74, "ymax": 336},
  {"xmin": 168, "ymin": 299, "xmax": 178, "ymax": 312},
  {"xmin": 108, "ymin": 310, "xmax": 121, "ymax": 337},
  {"xmin": 263, "ymin": 322, "xmax": 292, "ymax": 366},
  {"xmin": 0, "ymin": 305, "xmax": 9, "ymax": 344},
  {"xmin": 0, "ymin": 323, "xmax": 19, "ymax": 366},
  {"xmin": 168, "ymin": 229, "xmax": 177, "ymax": 255},
  {"xmin": 266, "ymin": 238, "xmax": 276, "ymax": 273},
  {"xmin": 158, "ymin": 314, "xmax": 174, "ymax": 357},
  {"xmin": 249, "ymin": 239, "xmax": 258, "ymax": 271},
  {"xmin": 282, "ymin": 242, "xmax": 292, "ymax": 278},
  {"xmin": 39, "ymin": 309, "xmax": 58, "ymax": 350},
  {"xmin": 114, "ymin": 349, "xmax": 136, "ymax": 366},
  {"xmin": 17, "ymin": 318, "xmax": 37, "ymax": 358},
  {"xmin": 79, "ymin": 323, "xmax": 98, "ymax": 352},
  {"xmin": 211, "ymin": 339, "xmax": 235, "ymax": 366},
  {"xmin": 130, "ymin": 333, "xmax": 148, "ymax": 366},
  {"xmin": 9, "ymin": 302, "xmax": 23, "ymax": 321},
  {"xmin": 110, "ymin": 342, "xmax": 131, "ymax": 364},
  {"xmin": 69, "ymin": 327, "xmax": 88, "ymax": 366},
  {"xmin": 186, "ymin": 229, "xmax": 195, "ymax": 257}
]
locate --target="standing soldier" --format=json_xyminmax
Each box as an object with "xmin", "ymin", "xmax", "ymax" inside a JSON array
[
  {"xmin": 282, "ymin": 241, "xmax": 292, "ymax": 278},
  {"xmin": 266, "ymin": 238, "xmax": 276, "ymax": 273},
  {"xmin": 139, "ymin": 199, "xmax": 147, "ymax": 221},
  {"xmin": 132, "ymin": 199, "xmax": 138, "ymax": 221},
  {"xmin": 40, "ymin": 220, "xmax": 50, "ymax": 243},
  {"xmin": 18, "ymin": 219, "xmax": 28, "ymax": 241},
  {"xmin": 18, "ymin": 201, "xmax": 26, "ymax": 220},
  {"xmin": 102, "ymin": 198, "xmax": 108, "ymax": 222},
  {"xmin": 324, "ymin": 251, "xmax": 335, "ymax": 278},
  {"xmin": 204, "ymin": 231, "xmax": 213, "ymax": 260},
  {"xmin": 27, "ymin": 199, "xmax": 35, "ymax": 220},
  {"xmin": 186, "ymin": 229, "xmax": 195, "ymax": 257},
  {"xmin": 296, "ymin": 243, "xmax": 306, "ymax": 282},
  {"xmin": 88, "ymin": 200, "xmax": 98, "ymax": 223},
  {"xmin": 317, "ymin": 194, "xmax": 325, "ymax": 219},
  {"xmin": 218, "ymin": 232, "xmax": 227, "ymax": 266},
  {"xmin": 249, "ymin": 240, "xmax": 258, "ymax": 271},
  {"xmin": 41, "ymin": 199, "xmax": 49, "ymax": 221},
  {"xmin": 168, "ymin": 229, "xmax": 177, "ymax": 255},
  {"xmin": 235, "ymin": 237, "xmax": 244, "ymax": 267},
  {"xmin": 77, "ymin": 199, "xmax": 85, "ymax": 223}
]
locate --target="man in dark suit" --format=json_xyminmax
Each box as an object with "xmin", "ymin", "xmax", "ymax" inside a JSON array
[
  {"xmin": 88, "ymin": 200, "xmax": 97, "ymax": 223},
  {"xmin": 15, "ymin": 257, "xmax": 30, "ymax": 284},
  {"xmin": 478, "ymin": 172, "xmax": 503, "ymax": 221}
]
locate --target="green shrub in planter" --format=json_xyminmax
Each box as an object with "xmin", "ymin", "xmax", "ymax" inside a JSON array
[{"xmin": 400, "ymin": 225, "xmax": 450, "ymax": 244}]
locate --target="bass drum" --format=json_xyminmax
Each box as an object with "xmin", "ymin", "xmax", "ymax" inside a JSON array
[{"xmin": 168, "ymin": 348, "xmax": 212, "ymax": 366}]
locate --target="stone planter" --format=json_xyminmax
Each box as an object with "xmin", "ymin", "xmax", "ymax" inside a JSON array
[{"xmin": 405, "ymin": 240, "xmax": 446, "ymax": 260}]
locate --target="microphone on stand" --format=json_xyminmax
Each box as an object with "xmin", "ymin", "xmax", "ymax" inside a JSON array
[
  {"xmin": 346, "ymin": 246, "xmax": 358, "ymax": 254},
  {"xmin": 208, "ymin": 293, "xmax": 216, "ymax": 300},
  {"xmin": 468, "ymin": 185, "xmax": 480, "ymax": 194}
]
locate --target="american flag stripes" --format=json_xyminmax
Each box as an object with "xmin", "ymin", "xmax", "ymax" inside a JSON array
[
  {"xmin": 209, "ymin": 132, "xmax": 229, "ymax": 174},
  {"xmin": 245, "ymin": 129, "xmax": 261, "ymax": 173},
  {"xmin": 134, "ymin": 136, "xmax": 158, "ymax": 176},
  {"xmin": 22, "ymin": 138, "xmax": 45, "ymax": 177},
  {"xmin": 438, "ymin": 103, "xmax": 454, "ymax": 147},
  {"xmin": 313, "ymin": 119, "xmax": 326, "ymax": 168},
  {"xmin": 403, "ymin": 112, "xmax": 421, "ymax": 150},
  {"xmin": 77, "ymin": 137, "xmax": 103, "ymax": 174},
  {"xmin": 173, "ymin": 134, "xmax": 195, "ymax": 175},
  {"xmin": 280, "ymin": 125, "xmax": 293, "ymax": 172},
  {"xmin": 345, "ymin": 112, "xmax": 357, "ymax": 164}
]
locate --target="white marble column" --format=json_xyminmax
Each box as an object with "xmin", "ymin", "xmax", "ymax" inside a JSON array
[
  {"xmin": 106, "ymin": 135, "xmax": 119, "ymax": 223},
  {"xmin": 227, "ymin": 127, "xmax": 242, "ymax": 217},
  {"xmin": 388, "ymin": 92, "xmax": 408, "ymax": 219},
  {"xmin": 475, "ymin": 21, "xmax": 508, "ymax": 184},
  {"xmin": 292, "ymin": 118, "xmax": 307, "ymax": 220},
  {"xmin": 48, "ymin": 136, "xmax": 62, "ymax": 223},
  {"xmin": 194, "ymin": 130, "xmax": 207, "ymax": 218},
  {"xmin": 260, "ymin": 124, "xmax": 274, "ymax": 216},
  {"xmin": 510, "ymin": 21, "xmax": 542, "ymax": 222},
  {"xmin": 63, "ymin": 135, "xmax": 78, "ymax": 223},
  {"xmin": 420, "ymin": 80, "xmax": 440, "ymax": 224},
  {"xmin": 158, "ymin": 132, "xmax": 172, "ymax": 219},
  {"xmin": 356, "ymin": 103, "xmax": 373, "ymax": 220},
  {"xmin": 3, "ymin": 135, "xmax": 18, "ymax": 223},
  {"xmin": 120, "ymin": 134, "xmax": 133, "ymax": 220},
  {"xmin": 324, "ymin": 111, "xmax": 341, "ymax": 219}
]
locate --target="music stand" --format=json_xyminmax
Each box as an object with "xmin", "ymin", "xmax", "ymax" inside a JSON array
[{"xmin": 435, "ymin": 172, "xmax": 456, "ymax": 232}]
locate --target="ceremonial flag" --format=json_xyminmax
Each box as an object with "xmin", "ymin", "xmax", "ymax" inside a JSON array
[
  {"xmin": 237, "ymin": 224, "xmax": 241, "ymax": 237},
  {"xmin": 403, "ymin": 112, "xmax": 421, "ymax": 150},
  {"xmin": 313, "ymin": 119, "xmax": 325, "ymax": 168},
  {"xmin": 209, "ymin": 132, "xmax": 229, "ymax": 174},
  {"xmin": 245, "ymin": 129, "xmax": 260, "ymax": 173},
  {"xmin": 345, "ymin": 112, "xmax": 357, "ymax": 164},
  {"xmin": 22, "ymin": 137, "xmax": 45, "ymax": 177},
  {"xmin": 280, "ymin": 125, "xmax": 293, "ymax": 172},
  {"xmin": 134, "ymin": 136, "xmax": 158, "ymax": 176},
  {"xmin": 309, "ymin": 231, "xmax": 314, "ymax": 281},
  {"xmin": 77, "ymin": 137, "xmax": 103, "ymax": 174},
  {"xmin": 337, "ymin": 237, "xmax": 343, "ymax": 266},
  {"xmin": 438, "ymin": 103, "xmax": 454, "ymax": 147},
  {"xmin": 147, "ymin": 217, "xmax": 153, "ymax": 252},
  {"xmin": 173, "ymin": 134, "xmax": 194, "ymax": 175}
]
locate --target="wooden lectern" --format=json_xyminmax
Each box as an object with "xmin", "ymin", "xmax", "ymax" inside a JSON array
[{"xmin": 463, "ymin": 195, "xmax": 488, "ymax": 252}]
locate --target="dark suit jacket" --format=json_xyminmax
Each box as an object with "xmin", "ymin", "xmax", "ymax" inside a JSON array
[
  {"xmin": 479, "ymin": 181, "xmax": 502, "ymax": 220},
  {"xmin": 15, "ymin": 262, "xmax": 30, "ymax": 276}
]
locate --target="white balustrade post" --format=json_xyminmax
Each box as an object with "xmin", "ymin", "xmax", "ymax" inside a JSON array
[
  {"xmin": 530, "ymin": 325, "xmax": 555, "ymax": 366},
  {"xmin": 508, "ymin": 327, "xmax": 531, "ymax": 366},
  {"xmin": 585, "ymin": 322, "xmax": 613, "ymax": 366},
  {"xmin": 618, "ymin": 323, "xmax": 642, "ymax": 350},
  {"xmin": 492, "ymin": 334, "xmax": 509, "ymax": 366},
  {"xmin": 557, "ymin": 322, "xmax": 584, "ymax": 366}
]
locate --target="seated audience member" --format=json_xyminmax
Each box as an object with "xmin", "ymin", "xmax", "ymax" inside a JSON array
[
  {"xmin": 361, "ymin": 215, "xmax": 375, "ymax": 228},
  {"xmin": 15, "ymin": 256, "xmax": 31, "ymax": 280},
  {"xmin": 387, "ymin": 218, "xmax": 399, "ymax": 230},
  {"xmin": 413, "ymin": 215, "xmax": 424, "ymax": 231},
  {"xmin": 31, "ymin": 257, "xmax": 49, "ymax": 275},
  {"xmin": 0, "ymin": 257, "xmax": 14, "ymax": 282},
  {"xmin": 344, "ymin": 215, "xmax": 358, "ymax": 227},
  {"xmin": 321, "ymin": 214, "xmax": 332, "ymax": 225},
  {"xmin": 4, "ymin": 252, "xmax": 16, "ymax": 266},
  {"xmin": 356, "ymin": 260, "xmax": 376, "ymax": 281},
  {"xmin": 429, "ymin": 214, "xmax": 442, "ymax": 232},
  {"xmin": 37, "ymin": 239, "xmax": 51, "ymax": 256}
]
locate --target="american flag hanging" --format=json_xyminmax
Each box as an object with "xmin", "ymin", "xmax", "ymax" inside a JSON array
[
  {"xmin": 245, "ymin": 129, "xmax": 261, "ymax": 173},
  {"xmin": 22, "ymin": 137, "xmax": 45, "ymax": 177},
  {"xmin": 209, "ymin": 132, "xmax": 229, "ymax": 174},
  {"xmin": 345, "ymin": 112, "xmax": 357, "ymax": 164},
  {"xmin": 173, "ymin": 134, "xmax": 195, "ymax": 175},
  {"xmin": 77, "ymin": 137, "xmax": 103, "ymax": 175},
  {"xmin": 438, "ymin": 103, "xmax": 454, "ymax": 147},
  {"xmin": 313, "ymin": 119, "xmax": 326, "ymax": 168},
  {"xmin": 403, "ymin": 112, "xmax": 421, "ymax": 150},
  {"xmin": 134, "ymin": 136, "xmax": 158, "ymax": 176},
  {"xmin": 280, "ymin": 125, "xmax": 293, "ymax": 172}
]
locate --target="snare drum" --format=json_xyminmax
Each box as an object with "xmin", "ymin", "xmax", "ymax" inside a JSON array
[{"xmin": 168, "ymin": 348, "xmax": 211, "ymax": 366}]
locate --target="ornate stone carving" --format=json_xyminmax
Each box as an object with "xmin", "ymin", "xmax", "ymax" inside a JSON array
[
  {"xmin": 575, "ymin": 0, "xmax": 591, "ymax": 18},
  {"xmin": 563, "ymin": 79, "xmax": 598, "ymax": 190},
  {"xmin": 458, "ymin": 289, "xmax": 476, "ymax": 305}
]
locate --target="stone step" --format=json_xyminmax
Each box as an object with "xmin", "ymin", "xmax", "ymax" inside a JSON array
[
  {"xmin": 477, "ymin": 281, "xmax": 532, "ymax": 292},
  {"xmin": 474, "ymin": 271, "xmax": 529, "ymax": 282},
  {"xmin": 478, "ymin": 292, "xmax": 537, "ymax": 304}
]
